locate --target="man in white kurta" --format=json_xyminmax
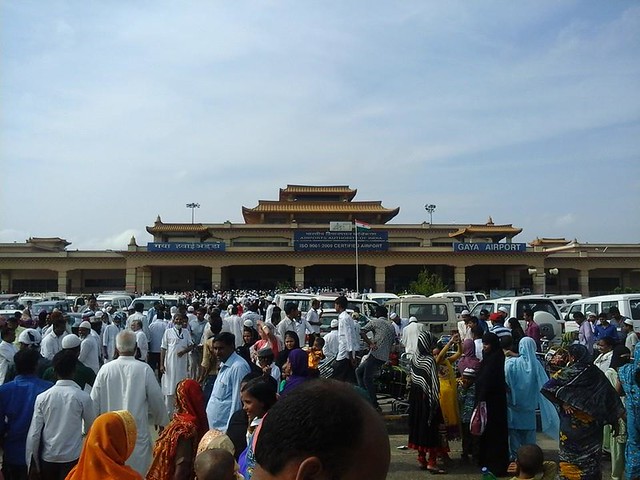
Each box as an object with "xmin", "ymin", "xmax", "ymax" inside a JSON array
[
  {"xmin": 90, "ymin": 330, "xmax": 167, "ymax": 476},
  {"xmin": 160, "ymin": 314, "xmax": 193, "ymax": 416},
  {"xmin": 78, "ymin": 321, "xmax": 100, "ymax": 374}
]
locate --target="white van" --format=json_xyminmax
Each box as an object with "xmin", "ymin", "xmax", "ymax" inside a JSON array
[
  {"xmin": 361, "ymin": 292, "xmax": 399, "ymax": 305},
  {"xmin": 385, "ymin": 297, "xmax": 458, "ymax": 336},
  {"xmin": 97, "ymin": 294, "xmax": 133, "ymax": 310},
  {"xmin": 430, "ymin": 292, "xmax": 469, "ymax": 308},
  {"xmin": 564, "ymin": 294, "xmax": 640, "ymax": 332},
  {"xmin": 469, "ymin": 296, "xmax": 564, "ymax": 343}
]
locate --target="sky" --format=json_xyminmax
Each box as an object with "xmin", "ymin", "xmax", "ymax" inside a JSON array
[{"xmin": 2, "ymin": 1, "xmax": 639, "ymax": 250}]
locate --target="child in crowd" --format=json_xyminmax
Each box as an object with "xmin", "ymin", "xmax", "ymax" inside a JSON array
[
  {"xmin": 508, "ymin": 444, "xmax": 557, "ymax": 480},
  {"xmin": 195, "ymin": 448, "xmax": 243, "ymax": 480},
  {"xmin": 305, "ymin": 336, "xmax": 325, "ymax": 378},
  {"xmin": 457, "ymin": 367, "xmax": 478, "ymax": 463},
  {"xmin": 256, "ymin": 347, "xmax": 281, "ymax": 384}
]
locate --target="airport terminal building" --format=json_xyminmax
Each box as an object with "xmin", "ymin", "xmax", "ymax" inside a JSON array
[{"xmin": 1, "ymin": 185, "xmax": 639, "ymax": 295}]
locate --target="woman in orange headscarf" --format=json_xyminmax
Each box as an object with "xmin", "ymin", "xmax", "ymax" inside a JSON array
[
  {"xmin": 147, "ymin": 379, "xmax": 208, "ymax": 480},
  {"xmin": 66, "ymin": 410, "xmax": 141, "ymax": 480}
]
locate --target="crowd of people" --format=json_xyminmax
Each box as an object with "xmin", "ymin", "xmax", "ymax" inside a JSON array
[
  {"xmin": 0, "ymin": 289, "xmax": 639, "ymax": 480},
  {"xmin": 0, "ymin": 291, "xmax": 393, "ymax": 480}
]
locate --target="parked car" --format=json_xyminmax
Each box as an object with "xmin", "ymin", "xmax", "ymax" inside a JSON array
[
  {"xmin": 316, "ymin": 295, "xmax": 378, "ymax": 317},
  {"xmin": 97, "ymin": 294, "xmax": 133, "ymax": 310},
  {"xmin": 469, "ymin": 296, "xmax": 564, "ymax": 343},
  {"xmin": 564, "ymin": 294, "xmax": 640, "ymax": 332},
  {"xmin": 361, "ymin": 292, "xmax": 399, "ymax": 305},
  {"xmin": 32, "ymin": 300, "xmax": 71, "ymax": 314},
  {"xmin": 430, "ymin": 292, "xmax": 469, "ymax": 308},
  {"xmin": 128, "ymin": 295, "xmax": 164, "ymax": 314},
  {"xmin": 384, "ymin": 297, "xmax": 458, "ymax": 336}
]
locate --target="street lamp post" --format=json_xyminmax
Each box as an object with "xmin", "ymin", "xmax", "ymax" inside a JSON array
[
  {"xmin": 186, "ymin": 203, "xmax": 200, "ymax": 224},
  {"xmin": 425, "ymin": 204, "xmax": 436, "ymax": 224},
  {"xmin": 527, "ymin": 268, "xmax": 559, "ymax": 295}
]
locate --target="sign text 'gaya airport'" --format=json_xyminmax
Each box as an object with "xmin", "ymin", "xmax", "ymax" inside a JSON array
[
  {"xmin": 294, "ymin": 231, "xmax": 388, "ymax": 252},
  {"xmin": 453, "ymin": 242, "xmax": 527, "ymax": 253},
  {"xmin": 147, "ymin": 242, "xmax": 226, "ymax": 252}
]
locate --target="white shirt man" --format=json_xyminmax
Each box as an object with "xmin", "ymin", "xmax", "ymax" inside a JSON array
[
  {"xmin": 131, "ymin": 320, "xmax": 149, "ymax": 363},
  {"xmin": 40, "ymin": 323, "xmax": 68, "ymax": 361},
  {"xmin": 623, "ymin": 319, "xmax": 638, "ymax": 352},
  {"xmin": 26, "ymin": 357, "xmax": 95, "ymax": 474},
  {"xmin": 102, "ymin": 318, "xmax": 121, "ymax": 363},
  {"xmin": 126, "ymin": 307, "xmax": 150, "ymax": 339},
  {"xmin": 0, "ymin": 331, "xmax": 18, "ymax": 384},
  {"xmin": 78, "ymin": 322, "xmax": 100, "ymax": 374},
  {"xmin": 401, "ymin": 317, "xmax": 424, "ymax": 357},
  {"xmin": 90, "ymin": 330, "xmax": 167, "ymax": 476},
  {"xmin": 278, "ymin": 305, "xmax": 312, "ymax": 347},
  {"xmin": 322, "ymin": 320, "xmax": 339, "ymax": 359},
  {"xmin": 334, "ymin": 296, "xmax": 357, "ymax": 382},
  {"xmin": 148, "ymin": 315, "xmax": 168, "ymax": 356},
  {"xmin": 222, "ymin": 307, "xmax": 243, "ymax": 348},
  {"xmin": 305, "ymin": 300, "xmax": 322, "ymax": 337},
  {"xmin": 160, "ymin": 315, "xmax": 193, "ymax": 416}
]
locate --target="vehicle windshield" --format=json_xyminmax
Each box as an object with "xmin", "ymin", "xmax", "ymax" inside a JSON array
[
  {"xmin": 515, "ymin": 300, "xmax": 560, "ymax": 320},
  {"xmin": 131, "ymin": 299, "xmax": 161, "ymax": 311}
]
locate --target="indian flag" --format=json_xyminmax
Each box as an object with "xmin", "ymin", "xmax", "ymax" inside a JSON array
[{"xmin": 354, "ymin": 220, "xmax": 371, "ymax": 231}]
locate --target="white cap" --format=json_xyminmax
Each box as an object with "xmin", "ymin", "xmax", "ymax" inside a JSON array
[
  {"xmin": 389, "ymin": 312, "xmax": 398, "ymax": 320},
  {"xmin": 187, "ymin": 306, "xmax": 195, "ymax": 312},
  {"xmin": 498, "ymin": 307, "xmax": 509, "ymax": 314},
  {"xmin": 94, "ymin": 311, "xmax": 104, "ymax": 319},
  {"xmin": 18, "ymin": 328, "xmax": 41, "ymax": 345},
  {"xmin": 79, "ymin": 321, "xmax": 91, "ymax": 330},
  {"xmin": 330, "ymin": 319, "xmax": 339, "ymax": 328},
  {"xmin": 62, "ymin": 334, "xmax": 82, "ymax": 349},
  {"xmin": 624, "ymin": 319, "xmax": 634, "ymax": 327},
  {"xmin": 408, "ymin": 316, "xmax": 418, "ymax": 323},
  {"xmin": 586, "ymin": 311, "xmax": 596, "ymax": 317},
  {"xmin": 243, "ymin": 319, "xmax": 254, "ymax": 328},
  {"xmin": 461, "ymin": 310, "xmax": 470, "ymax": 316},
  {"xmin": 170, "ymin": 306, "xmax": 178, "ymax": 315},
  {"xmin": 266, "ymin": 296, "xmax": 273, "ymax": 302}
]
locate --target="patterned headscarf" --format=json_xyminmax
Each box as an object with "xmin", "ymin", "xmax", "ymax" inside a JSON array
[
  {"xmin": 410, "ymin": 331, "xmax": 440, "ymax": 424},
  {"xmin": 147, "ymin": 379, "xmax": 208, "ymax": 480}
]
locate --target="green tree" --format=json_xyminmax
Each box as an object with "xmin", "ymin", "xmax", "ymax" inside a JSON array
[{"xmin": 407, "ymin": 269, "xmax": 447, "ymax": 297}]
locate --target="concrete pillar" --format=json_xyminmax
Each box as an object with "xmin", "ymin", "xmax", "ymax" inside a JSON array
[
  {"xmin": 532, "ymin": 274, "xmax": 546, "ymax": 295},
  {"xmin": 139, "ymin": 267, "xmax": 152, "ymax": 294},
  {"xmin": 57, "ymin": 270, "xmax": 68, "ymax": 294},
  {"xmin": 578, "ymin": 269, "xmax": 590, "ymax": 297},
  {"xmin": 454, "ymin": 266, "xmax": 466, "ymax": 292},
  {"xmin": 0, "ymin": 271, "xmax": 10, "ymax": 293},
  {"xmin": 295, "ymin": 267, "xmax": 305, "ymax": 290},
  {"xmin": 622, "ymin": 270, "xmax": 632, "ymax": 289},
  {"xmin": 375, "ymin": 266, "xmax": 386, "ymax": 292},
  {"xmin": 505, "ymin": 268, "xmax": 521, "ymax": 290},
  {"xmin": 126, "ymin": 267, "xmax": 137, "ymax": 294},
  {"xmin": 211, "ymin": 266, "xmax": 222, "ymax": 291}
]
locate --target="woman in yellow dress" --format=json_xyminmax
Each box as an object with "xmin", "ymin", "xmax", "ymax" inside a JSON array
[{"xmin": 434, "ymin": 333, "xmax": 463, "ymax": 458}]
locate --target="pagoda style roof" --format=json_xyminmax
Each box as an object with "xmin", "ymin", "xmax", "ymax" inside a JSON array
[
  {"xmin": 242, "ymin": 201, "xmax": 399, "ymax": 224},
  {"xmin": 25, "ymin": 237, "xmax": 71, "ymax": 251},
  {"xmin": 146, "ymin": 216, "xmax": 209, "ymax": 235},
  {"xmin": 529, "ymin": 237, "xmax": 571, "ymax": 247},
  {"xmin": 243, "ymin": 185, "xmax": 399, "ymax": 224},
  {"xmin": 279, "ymin": 185, "xmax": 357, "ymax": 201},
  {"xmin": 449, "ymin": 222, "xmax": 522, "ymax": 242}
]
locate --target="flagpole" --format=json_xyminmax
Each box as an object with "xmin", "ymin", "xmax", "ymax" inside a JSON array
[{"xmin": 354, "ymin": 221, "xmax": 359, "ymax": 295}]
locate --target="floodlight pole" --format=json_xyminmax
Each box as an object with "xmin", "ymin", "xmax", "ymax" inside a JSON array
[{"xmin": 186, "ymin": 203, "xmax": 200, "ymax": 224}]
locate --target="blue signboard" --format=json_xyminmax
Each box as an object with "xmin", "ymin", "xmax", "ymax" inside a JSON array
[
  {"xmin": 453, "ymin": 242, "xmax": 527, "ymax": 253},
  {"xmin": 147, "ymin": 242, "xmax": 226, "ymax": 252},
  {"xmin": 294, "ymin": 231, "xmax": 388, "ymax": 252}
]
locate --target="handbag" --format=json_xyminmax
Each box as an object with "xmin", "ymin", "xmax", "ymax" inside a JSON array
[{"xmin": 470, "ymin": 401, "xmax": 487, "ymax": 436}]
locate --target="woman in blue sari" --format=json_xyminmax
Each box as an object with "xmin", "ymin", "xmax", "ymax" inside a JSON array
[
  {"xmin": 618, "ymin": 347, "xmax": 640, "ymax": 480},
  {"xmin": 504, "ymin": 337, "xmax": 559, "ymax": 460},
  {"xmin": 542, "ymin": 344, "xmax": 624, "ymax": 480}
]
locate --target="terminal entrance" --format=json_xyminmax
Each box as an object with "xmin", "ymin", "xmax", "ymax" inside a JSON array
[{"xmin": 304, "ymin": 264, "xmax": 375, "ymax": 291}]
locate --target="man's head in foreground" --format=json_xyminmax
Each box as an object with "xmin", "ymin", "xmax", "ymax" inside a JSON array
[{"xmin": 254, "ymin": 379, "xmax": 390, "ymax": 480}]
